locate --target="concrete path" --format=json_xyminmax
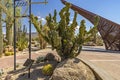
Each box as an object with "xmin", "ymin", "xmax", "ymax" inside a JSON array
[{"xmin": 80, "ymin": 46, "xmax": 120, "ymax": 80}]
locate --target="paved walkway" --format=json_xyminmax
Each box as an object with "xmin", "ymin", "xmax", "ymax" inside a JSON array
[
  {"xmin": 80, "ymin": 46, "xmax": 120, "ymax": 80},
  {"xmin": 0, "ymin": 49, "xmax": 55, "ymax": 69},
  {"xmin": 0, "ymin": 47, "xmax": 120, "ymax": 80}
]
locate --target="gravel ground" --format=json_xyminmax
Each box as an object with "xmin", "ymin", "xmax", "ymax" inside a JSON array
[{"xmin": 0, "ymin": 46, "xmax": 120, "ymax": 80}]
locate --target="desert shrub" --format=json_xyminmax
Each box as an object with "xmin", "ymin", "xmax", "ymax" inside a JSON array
[
  {"xmin": 0, "ymin": 69, "xmax": 4, "ymax": 76},
  {"xmin": 5, "ymin": 52, "xmax": 14, "ymax": 56},
  {"xmin": 42, "ymin": 64, "xmax": 54, "ymax": 76},
  {"xmin": 36, "ymin": 56, "xmax": 45, "ymax": 63},
  {"xmin": 16, "ymin": 63, "xmax": 20, "ymax": 68}
]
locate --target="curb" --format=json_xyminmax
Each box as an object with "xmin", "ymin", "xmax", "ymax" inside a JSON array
[{"xmin": 79, "ymin": 58, "xmax": 116, "ymax": 80}]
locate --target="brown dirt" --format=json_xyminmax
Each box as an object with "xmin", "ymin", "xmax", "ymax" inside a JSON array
[{"xmin": 0, "ymin": 46, "xmax": 120, "ymax": 80}]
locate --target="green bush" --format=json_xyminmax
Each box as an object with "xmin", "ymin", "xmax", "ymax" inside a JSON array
[
  {"xmin": 5, "ymin": 52, "xmax": 14, "ymax": 56},
  {"xmin": 0, "ymin": 69, "xmax": 4, "ymax": 76},
  {"xmin": 42, "ymin": 64, "xmax": 54, "ymax": 76},
  {"xmin": 36, "ymin": 56, "xmax": 45, "ymax": 63}
]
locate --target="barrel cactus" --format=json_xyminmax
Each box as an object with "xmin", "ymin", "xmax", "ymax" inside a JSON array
[{"xmin": 42, "ymin": 64, "xmax": 54, "ymax": 76}]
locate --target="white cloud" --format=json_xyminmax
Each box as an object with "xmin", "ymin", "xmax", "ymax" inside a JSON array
[
  {"xmin": 37, "ymin": 16, "xmax": 46, "ymax": 23},
  {"xmin": 41, "ymin": 18, "xmax": 46, "ymax": 22},
  {"xmin": 37, "ymin": 16, "xmax": 41, "ymax": 19},
  {"xmin": 76, "ymin": 25, "xmax": 80, "ymax": 29},
  {"xmin": 70, "ymin": 21, "xmax": 73, "ymax": 24}
]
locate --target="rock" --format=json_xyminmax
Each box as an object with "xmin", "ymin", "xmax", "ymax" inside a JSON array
[
  {"xmin": 3, "ymin": 48, "xmax": 9, "ymax": 53},
  {"xmin": 4, "ymin": 45, "xmax": 14, "ymax": 52},
  {"xmin": 45, "ymin": 53, "xmax": 61, "ymax": 62},
  {"xmin": 44, "ymin": 53, "xmax": 61, "ymax": 68},
  {"xmin": 0, "ymin": 69, "xmax": 4, "ymax": 76},
  {"xmin": 50, "ymin": 58, "xmax": 96, "ymax": 80},
  {"xmin": 4, "ymin": 74, "xmax": 12, "ymax": 80}
]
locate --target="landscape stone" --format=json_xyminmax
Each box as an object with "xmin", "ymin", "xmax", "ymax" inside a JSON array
[{"xmin": 50, "ymin": 58, "xmax": 96, "ymax": 80}]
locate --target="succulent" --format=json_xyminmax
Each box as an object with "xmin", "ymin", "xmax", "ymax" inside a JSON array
[
  {"xmin": 16, "ymin": 25, "xmax": 28, "ymax": 51},
  {"xmin": 30, "ymin": 3, "xmax": 99, "ymax": 61},
  {"xmin": 5, "ymin": 51, "xmax": 14, "ymax": 56},
  {"xmin": 0, "ymin": 69, "xmax": 4, "ymax": 76},
  {"xmin": 36, "ymin": 56, "xmax": 45, "ymax": 63},
  {"xmin": 42, "ymin": 64, "xmax": 54, "ymax": 76}
]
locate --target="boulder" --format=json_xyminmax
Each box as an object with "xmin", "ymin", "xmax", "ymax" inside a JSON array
[
  {"xmin": 4, "ymin": 45, "xmax": 14, "ymax": 52},
  {"xmin": 45, "ymin": 53, "xmax": 61, "ymax": 62},
  {"xmin": 44, "ymin": 53, "xmax": 61, "ymax": 68},
  {"xmin": 4, "ymin": 74, "xmax": 12, "ymax": 80},
  {"xmin": 50, "ymin": 58, "xmax": 96, "ymax": 80}
]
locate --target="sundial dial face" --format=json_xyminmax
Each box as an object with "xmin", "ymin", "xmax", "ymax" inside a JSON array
[
  {"xmin": 5, "ymin": 0, "xmax": 48, "ymax": 17},
  {"xmin": 5, "ymin": 0, "xmax": 29, "ymax": 16}
]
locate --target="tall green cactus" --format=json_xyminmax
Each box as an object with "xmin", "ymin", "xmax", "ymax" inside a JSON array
[
  {"xmin": 5, "ymin": 0, "xmax": 22, "ymax": 46},
  {"xmin": 5, "ymin": 0, "xmax": 13, "ymax": 46},
  {"xmin": 0, "ymin": 0, "xmax": 3, "ymax": 57},
  {"xmin": 30, "ymin": 3, "xmax": 99, "ymax": 60},
  {"xmin": 87, "ymin": 16, "xmax": 100, "ymax": 44},
  {"xmin": 16, "ymin": 25, "xmax": 28, "ymax": 51}
]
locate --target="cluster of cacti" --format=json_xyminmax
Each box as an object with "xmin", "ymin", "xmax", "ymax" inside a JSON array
[
  {"xmin": 87, "ymin": 16, "xmax": 100, "ymax": 45},
  {"xmin": 5, "ymin": 51, "xmax": 14, "ymax": 56},
  {"xmin": 35, "ymin": 21, "xmax": 48, "ymax": 49},
  {"xmin": 42, "ymin": 64, "xmax": 54, "ymax": 76},
  {"xmin": 5, "ymin": 0, "xmax": 14, "ymax": 46},
  {"xmin": 30, "ymin": 3, "xmax": 99, "ymax": 60},
  {"xmin": 36, "ymin": 56, "xmax": 45, "ymax": 63},
  {"xmin": 16, "ymin": 25, "xmax": 28, "ymax": 51}
]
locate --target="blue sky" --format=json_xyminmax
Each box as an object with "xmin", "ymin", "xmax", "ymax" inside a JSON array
[{"xmin": 3, "ymin": 0, "xmax": 120, "ymax": 33}]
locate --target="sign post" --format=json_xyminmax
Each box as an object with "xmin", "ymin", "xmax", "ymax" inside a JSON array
[{"xmin": 13, "ymin": 0, "xmax": 48, "ymax": 78}]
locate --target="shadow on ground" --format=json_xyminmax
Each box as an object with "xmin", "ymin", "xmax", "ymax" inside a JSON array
[{"xmin": 8, "ymin": 62, "xmax": 51, "ymax": 80}]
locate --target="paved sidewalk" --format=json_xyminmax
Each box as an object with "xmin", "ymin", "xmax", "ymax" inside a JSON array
[{"xmin": 80, "ymin": 47, "xmax": 120, "ymax": 80}]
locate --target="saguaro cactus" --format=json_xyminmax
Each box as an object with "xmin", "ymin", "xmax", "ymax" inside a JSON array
[
  {"xmin": 5, "ymin": 0, "xmax": 13, "ymax": 46},
  {"xmin": 30, "ymin": 3, "xmax": 98, "ymax": 60},
  {"xmin": 16, "ymin": 25, "xmax": 28, "ymax": 51}
]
